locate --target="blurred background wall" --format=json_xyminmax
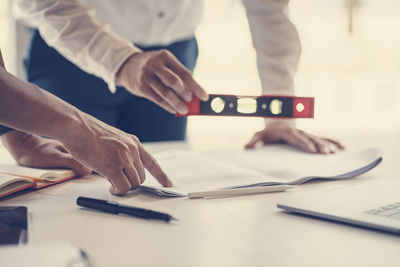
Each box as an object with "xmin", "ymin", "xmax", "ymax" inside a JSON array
[{"xmin": 1, "ymin": 0, "xmax": 399, "ymax": 148}]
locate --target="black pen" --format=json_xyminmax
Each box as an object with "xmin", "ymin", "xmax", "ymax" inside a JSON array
[{"xmin": 76, "ymin": 196, "xmax": 178, "ymax": 223}]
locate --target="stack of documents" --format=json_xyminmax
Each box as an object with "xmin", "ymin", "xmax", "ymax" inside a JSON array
[{"xmin": 142, "ymin": 146, "xmax": 382, "ymax": 198}]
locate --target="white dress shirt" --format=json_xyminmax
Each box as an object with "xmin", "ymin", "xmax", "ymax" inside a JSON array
[{"xmin": 13, "ymin": 0, "xmax": 300, "ymax": 96}]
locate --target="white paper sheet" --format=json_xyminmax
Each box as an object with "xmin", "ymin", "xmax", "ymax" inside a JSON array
[{"xmin": 142, "ymin": 146, "xmax": 382, "ymax": 197}]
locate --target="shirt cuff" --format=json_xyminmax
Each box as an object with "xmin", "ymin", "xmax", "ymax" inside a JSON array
[
  {"xmin": 264, "ymin": 118, "xmax": 296, "ymax": 128},
  {"xmin": 104, "ymin": 46, "xmax": 141, "ymax": 94}
]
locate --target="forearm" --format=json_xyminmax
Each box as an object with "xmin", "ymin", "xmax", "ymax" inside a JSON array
[
  {"xmin": 243, "ymin": 0, "xmax": 301, "ymax": 127},
  {"xmin": 0, "ymin": 50, "xmax": 13, "ymax": 135},
  {"xmin": 0, "ymin": 67, "xmax": 82, "ymax": 142},
  {"xmin": 13, "ymin": 0, "xmax": 140, "ymax": 92},
  {"xmin": 0, "ymin": 53, "xmax": 172, "ymax": 194},
  {"xmin": 243, "ymin": 0, "xmax": 301, "ymax": 94}
]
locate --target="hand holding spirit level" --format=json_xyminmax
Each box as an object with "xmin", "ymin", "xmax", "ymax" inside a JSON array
[{"xmin": 180, "ymin": 94, "xmax": 314, "ymax": 118}]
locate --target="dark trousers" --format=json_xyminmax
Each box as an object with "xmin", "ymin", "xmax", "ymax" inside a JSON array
[{"xmin": 24, "ymin": 30, "xmax": 199, "ymax": 142}]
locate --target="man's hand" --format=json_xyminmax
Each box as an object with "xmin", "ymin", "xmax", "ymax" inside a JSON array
[
  {"xmin": 0, "ymin": 54, "xmax": 172, "ymax": 196},
  {"xmin": 1, "ymin": 130, "xmax": 91, "ymax": 176},
  {"xmin": 60, "ymin": 113, "xmax": 173, "ymax": 196},
  {"xmin": 245, "ymin": 121, "xmax": 344, "ymax": 154},
  {"xmin": 116, "ymin": 50, "xmax": 209, "ymax": 115},
  {"xmin": 1, "ymin": 119, "xmax": 172, "ymax": 196}
]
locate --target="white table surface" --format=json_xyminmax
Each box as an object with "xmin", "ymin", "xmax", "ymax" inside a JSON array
[{"xmin": 0, "ymin": 135, "xmax": 399, "ymax": 267}]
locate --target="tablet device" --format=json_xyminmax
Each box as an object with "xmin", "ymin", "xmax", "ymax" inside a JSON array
[{"xmin": 0, "ymin": 206, "xmax": 28, "ymax": 245}]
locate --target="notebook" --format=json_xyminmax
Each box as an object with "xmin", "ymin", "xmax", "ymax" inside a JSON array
[
  {"xmin": 142, "ymin": 147, "xmax": 383, "ymax": 197},
  {"xmin": 0, "ymin": 164, "xmax": 76, "ymax": 199}
]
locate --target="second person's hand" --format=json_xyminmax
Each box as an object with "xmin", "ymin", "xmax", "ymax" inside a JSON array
[
  {"xmin": 245, "ymin": 120, "xmax": 345, "ymax": 154},
  {"xmin": 1, "ymin": 130, "xmax": 91, "ymax": 176},
  {"xmin": 116, "ymin": 49, "xmax": 209, "ymax": 115}
]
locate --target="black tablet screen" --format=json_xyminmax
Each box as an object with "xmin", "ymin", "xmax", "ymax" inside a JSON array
[{"xmin": 0, "ymin": 206, "xmax": 28, "ymax": 245}]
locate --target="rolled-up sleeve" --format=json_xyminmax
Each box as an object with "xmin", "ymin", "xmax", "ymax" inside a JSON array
[
  {"xmin": 13, "ymin": 0, "xmax": 141, "ymax": 93},
  {"xmin": 243, "ymin": 0, "xmax": 301, "ymax": 95}
]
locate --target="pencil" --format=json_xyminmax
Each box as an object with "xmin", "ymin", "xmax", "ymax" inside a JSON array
[{"xmin": 187, "ymin": 185, "xmax": 292, "ymax": 199}]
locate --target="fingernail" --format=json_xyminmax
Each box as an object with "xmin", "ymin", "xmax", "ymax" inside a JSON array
[
  {"xmin": 81, "ymin": 166, "xmax": 92, "ymax": 175},
  {"xmin": 184, "ymin": 92, "xmax": 192, "ymax": 102},
  {"xmin": 110, "ymin": 185, "xmax": 116, "ymax": 194},
  {"xmin": 244, "ymin": 144, "xmax": 253, "ymax": 149},
  {"xmin": 201, "ymin": 93, "xmax": 209, "ymax": 101},
  {"xmin": 166, "ymin": 178, "xmax": 173, "ymax": 187},
  {"xmin": 319, "ymin": 148, "xmax": 327, "ymax": 154},
  {"xmin": 179, "ymin": 105, "xmax": 188, "ymax": 115}
]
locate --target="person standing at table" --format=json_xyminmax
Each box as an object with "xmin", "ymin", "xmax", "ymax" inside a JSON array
[{"xmin": 1, "ymin": 0, "xmax": 343, "ymax": 170}]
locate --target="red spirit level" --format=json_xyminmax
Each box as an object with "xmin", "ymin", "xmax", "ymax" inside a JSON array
[{"xmin": 180, "ymin": 94, "xmax": 314, "ymax": 118}]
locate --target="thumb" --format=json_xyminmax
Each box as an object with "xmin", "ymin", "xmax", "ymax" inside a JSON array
[{"xmin": 245, "ymin": 132, "xmax": 263, "ymax": 149}]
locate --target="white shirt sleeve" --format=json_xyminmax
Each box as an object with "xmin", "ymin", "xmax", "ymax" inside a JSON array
[
  {"xmin": 242, "ymin": 0, "xmax": 301, "ymax": 96},
  {"xmin": 13, "ymin": 0, "xmax": 142, "ymax": 93}
]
